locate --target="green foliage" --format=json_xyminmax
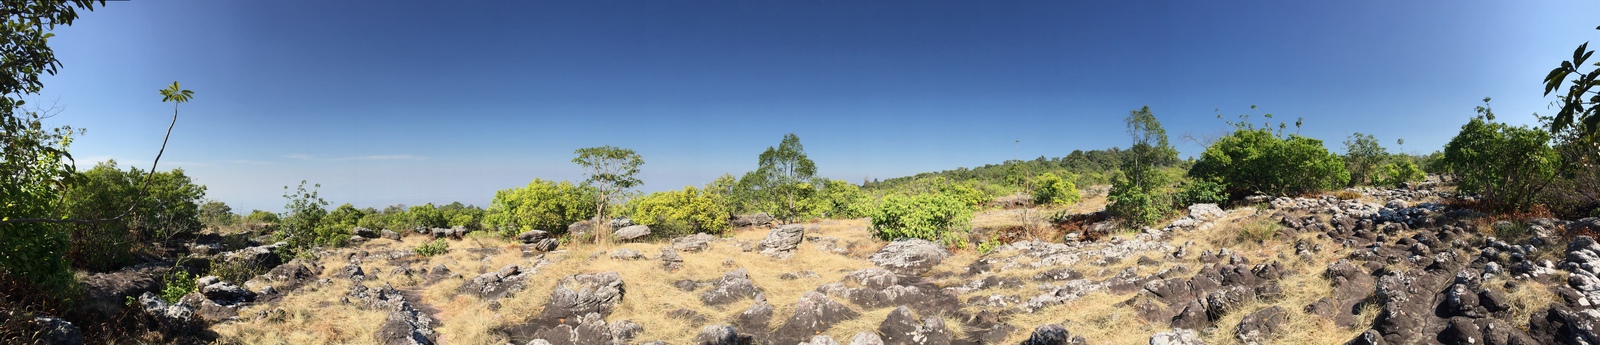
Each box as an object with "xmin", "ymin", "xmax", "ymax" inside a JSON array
[
  {"xmin": 628, "ymin": 186, "xmax": 729, "ymax": 238},
  {"xmin": 275, "ymin": 181, "xmax": 329, "ymax": 250},
  {"xmin": 810, "ymin": 179, "xmax": 872, "ymax": 219},
  {"xmin": 406, "ymin": 203, "xmax": 447, "ymax": 229},
  {"xmin": 1109, "ymin": 107, "xmax": 1179, "ymax": 226},
  {"xmin": 1343, "ymin": 133, "xmax": 1389, "ymax": 186},
  {"xmin": 750, "ymin": 133, "xmax": 819, "ymax": 223},
  {"xmin": 1031, "ymin": 172, "xmax": 1082, "ymax": 206},
  {"xmin": 413, "ymin": 238, "xmax": 449, "ymax": 257},
  {"xmin": 1175, "ymin": 177, "xmax": 1228, "ymax": 207},
  {"xmin": 207, "ymin": 258, "xmax": 262, "ymax": 288},
  {"xmin": 309, "ymin": 204, "xmax": 365, "ymax": 247},
  {"xmin": 573, "ymin": 145, "xmax": 644, "ymax": 241},
  {"xmin": 0, "ymin": 0, "xmax": 100, "ymax": 293},
  {"xmin": 1542, "ymin": 26, "xmax": 1600, "ymax": 143},
  {"xmin": 438, "ymin": 202, "xmax": 484, "ymax": 230},
  {"xmin": 1442, "ymin": 99, "xmax": 1559, "ymax": 210},
  {"xmin": 870, "ymin": 193, "xmax": 974, "ymax": 243},
  {"xmin": 199, "ymin": 200, "xmax": 235, "ymax": 229},
  {"xmin": 243, "ymin": 210, "xmax": 279, "ymax": 228},
  {"xmin": 1189, "ymin": 123, "xmax": 1350, "ymax": 197},
  {"xmin": 484, "ymin": 179, "xmax": 598, "ymax": 236},
  {"xmin": 1374, "ymin": 159, "xmax": 1426, "ymax": 187},
  {"xmin": 58, "ymin": 160, "xmax": 206, "ymax": 271},
  {"xmin": 160, "ymin": 268, "xmax": 195, "ymax": 304}
]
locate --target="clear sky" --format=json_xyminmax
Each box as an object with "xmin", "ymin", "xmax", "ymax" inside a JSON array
[{"xmin": 33, "ymin": 1, "xmax": 1600, "ymax": 212}]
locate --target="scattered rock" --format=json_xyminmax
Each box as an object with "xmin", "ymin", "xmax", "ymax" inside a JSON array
[
  {"xmin": 517, "ymin": 230, "xmax": 550, "ymax": 244},
  {"xmin": 869, "ymin": 239, "xmax": 952, "ymax": 276},
  {"xmin": 1235, "ymin": 306, "xmax": 1286, "ymax": 345},
  {"xmin": 732, "ymin": 213, "xmax": 776, "ymax": 227},
  {"xmin": 702, "ymin": 269, "xmax": 763, "ymax": 306},
  {"xmin": 1150, "ymin": 328, "xmax": 1203, "ymax": 345},
  {"xmin": 774, "ymin": 292, "xmax": 860, "ymax": 344},
  {"xmin": 758, "ymin": 224, "xmax": 806, "ymax": 258},
  {"xmin": 609, "ymin": 248, "xmax": 644, "ymax": 260},
  {"xmin": 673, "ymin": 233, "xmax": 718, "ymax": 253},
  {"xmin": 1022, "ymin": 324, "xmax": 1086, "ymax": 345},
  {"xmin": 694, "ymin": 324, "xmax": 750, "ymax": 345},
  {"xmin": 614, "ymin": 225, "xmax": 651, "ymax": 242}
]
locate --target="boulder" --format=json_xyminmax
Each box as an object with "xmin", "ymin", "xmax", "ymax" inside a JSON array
[
  {"xmin": 568, "ymin": 220, "xmax": 594, "ymax": 237},
  {"xmin": 734, "ymin": 294, "xmax": 774, "ymax": 344},
  {"xmin": 1188, "ymin": 204, "xmax": 1226, "ymax": 222},
  {"xmin": 774, "ymin": 292, "xmax": 860, "ymax": 344},
  {"xmin": 673, "ymin": 233, "xmax": 718, "ymax": 252},
  {"xmin": 869, "ymin": 239, "xmax": 952, "ymax": 276},
  {"xmin": 1023, "ymin": 324, "xmax": 1086, "ymax": 345},
  {"xmin": 731, "ymin": 213, "xmax": 776, "ymax": 227},
  {"xmin": 199, "ymin": 278, "xmax": 255, "ymax": 305},
  {"xmin": 610, "ymin": 319, "xmax": 644, "ymax": 343},
  {"xmin": 802, "ymin": 335, "xmax": 842, "ymax": 345},
  {"xmin": 758, "ymin": 224, "xmax": 805, "ymax": 258},
  {"xmin": 1235, "ymin": 306, "xmax": 1287, "ymax": 345},
  {"xmin": 661, "ymin": 246, "xmax": 684, "ymax": 271},
  {"xmin": 877, "ymin": 306, "xmax": 951, "ymax": 345},
  {"xmin": 31, "ymin": 316, "xmax": 83, "ymax": 345},
  {"xmin": 1150, "ymin": 328, "xmax": 1203, "ymax": 345},
  {"xmin": 614, "ymin": 225, "xmax": 651, "ymax": 242},
  {"xmin": 611, "ymin": 218, "xmax": 634, "ymax": 229},
  {"xmin": 694, "ymin": 324, "xmax": 749, "ymax": 345},
  {"xmin": 702, "ymin": 269, "xmax": 763, "ymax": 306},
  {"xmin": 381, "ymin": 229, "xmax": 402, "ymax": 240},
  {"xmin": 609, "ymin": 248, "xmax": 644, "ymax": 260},
  {"xmin": 850, "ymin": 332, "xmax": 887, "ymax": 345},
  {"xmin": 355, "ymin": 227, "xmax": 379, "ymax": 238},
  {"xmin": 516, "ymin": 230, "xmax": 550, "ymax": 244},
  {"xmin": 536, "ymin": 272, "xmax": 625, "ymax": 323},
  {"xmin": 458, "ymin": 264, "xmax": 535, "ymax": 300},
  {"xmin": 531, "ymin": 238, "xmax": 559, "ymax": 252}
]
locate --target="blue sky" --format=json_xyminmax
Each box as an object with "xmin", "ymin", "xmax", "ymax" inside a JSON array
[{"xmin": 35, "ymin": 1, "xmax": 1600, "ymax": 212}]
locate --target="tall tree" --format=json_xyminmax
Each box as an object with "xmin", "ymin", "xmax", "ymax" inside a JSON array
[
  {"xmin": 754, "ymin": 133, "xmax": 817, "ymax": 223},
  {"xmin": 1108, "ymin": 106, "xmax": 1176, "ymax": 226},
  {"xmin": 573, "ymin": 145, "xmax": 643, "ymax": 243}
]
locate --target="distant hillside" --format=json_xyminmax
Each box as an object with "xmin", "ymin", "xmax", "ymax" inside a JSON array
[{"xmin": 861, "ymin": 147, "xmax": 1158, "ymax": 194}]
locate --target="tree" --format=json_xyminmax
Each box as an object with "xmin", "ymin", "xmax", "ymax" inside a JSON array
[
  {"xmin": 1108, "ymin": 106, "xmax": 1178, "ymax": 226},
  {"xmin": 753, "ymin": 133, "xmax": 818, "ymax": 223},
  {"xmin": 1442, "ymin": 99, "xmax": 1559, "ymax": 210},
  {"xmin": 199, "ymin": 200, "xmax": 235, "ymax": 228},
  {"xmin": 1190, "ymin": 112, "xmax": 1349, "ymax": 197},
  {"xmin": 572, "ymin": 146, "xmax": 644, "ymax": 243},
  {"xmin": 628, "ymin": 186, "xmax": 729, "ymax": 237},
  {"xmin": 1544, "ymin": 25, "xmax": 1600, "ymax": 143},
  {"xmin": 1343, "ymin": 133, "xmax": 1388, "ymax": 186}
]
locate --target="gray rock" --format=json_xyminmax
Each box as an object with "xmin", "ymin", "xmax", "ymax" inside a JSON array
[
  {"xmin": 200, "ymin": 279, "xmax": 255, "ymax": 305},
  {"xmin": 531, "ymin": 238, "xmax": 559, "ymax": 252},
  {"xmin": 381, "ymin": 229, "xmax": 402, "ymax": 241},
  {"xmin": 694, "ymin": 324, "xmax": 747, "ymax": 345},
  {"xmin": 355, "ymin": 227, "xmax": 379, "ymax": 238},
  {"xmin": 702, "ymin": 269, "xmax": 763, "ymax": 306},
  {"xmin": 458, "ymin": 264, "xmax": 535, "ymax": 300},
  {"xmin": 1188, "ymin": 204, "xmax": 1226, "ymax": 222},
  {"xmin": 758, "ymin": 224, "xmax": 806, "ymax": 258},
  {"xmin": 614, "ymin": 225, "xmax": 651, "ymax": 242},
  {"xmin": 537, "ymin": 272, "xmax": 625, "ymax": 322},
  {"xmin": 802, "ymin": 335, "xmax": 842, "ymax": 345},
  {"xmin": 878, "ymin": 306, "xmax": 951, "ymax": 345},
  {"xmin": 610, "ymin": 248, "xmax": 644, "ymax": 260},
  {"xmin": 673, "ymin": 233, "xmax": 718, "ymax": 252},
  {"xmin": 1150, "ymin": 328, "xmax": 1203, "ymax": 345},
  {"xmin": 1235, "ymin": 306, "xmax": 1286, "ymax": 345},
  {"xmin": 1023, "ymin": 324, "xmax": 1085, "ymax": 345},
  {"xmin": 517, "ymin": 230, "xmax": 551, "ymax": 244},
  {"xmin": 869, "ymin": 239, "xmax": 952, "ymax": 276},
  {"xmin": 850, "ymin": 332, "xmax": 887, "ymax": 345},
  {"xmin": 611, "ymin": 218, "xmax": 634, "ymax": 228},
  {"xmin": 661, "ymin": 246, "xmax": 684, "ymax": 271},
  {"xmin": 610, "ymin": 319, "xmax": 644, "ymax": 343},
  {"xmin": 137, "ymin": 291, "xmax": 195, "ymax": 323},
  {"xmin": 32, "ymin": 316, "xmax": 83, "ymax": 345},
  {"xmin": 775, "ymin": 292, "xmax": 860, "ymax": 344},
  {"xmin": 731, "ymin": 212, "xmax": 776, "ymax": 227}
]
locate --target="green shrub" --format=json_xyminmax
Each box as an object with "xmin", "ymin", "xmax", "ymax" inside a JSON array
[
  {"xmin": 1108, "ymin": 176, "xmax": 1170, "ymax": 227},
  {"xmin": 1108, "ymin": 106, "xmax": 1179, "ymax": 226},
  {"xmin": 1190, "ymin": 128, "xmax": 1350, "ymax": 197},
  {"xmin": 1374, "ymin": 159, "xmax": 1425, "ymax": 187},
  {"xmin": 160, "ymin": 268, "xmax": 195, "ymax": 304},
  {"xmin": 628, "ymin": 186, "xmax": 729, "ymax": 238},
  {"xmin": 484, "ymin": 179, "xmax": 598, "ymax": 236},
  {"xmin": 207, "ymin": 258, "xmax": 263, "ymax": 287},
  {"xmin": 414, "ymin": 238, "xmax": 449, "ymax": 257},
  {"xmin": 1342, "ymin": 133, "xmax": 1388, "ymax": 186},
  {"xmin": 810, "ymin": 179, "xmax": 872, "ymax": 219},
  {"xmin": 1032, "ymin": 172, "xmax": 1082, "ymax": 206},
  {"xmin": 275, "ymin": 181, "xmax": 329, "ymax": 251},
  {"xmin": 870, "ymin": 193, "xmax": 974, "ymax": 243},
  {"xmin": 1442, "ymin": 100, "xmax": 1559, "ymax": 210},
  {"xmin": 57, "ymin": 160, "xmax": 207, "ymax": 271},
  {"xmin": 406, "ymin": 204, "xmax": 447, "ymax": 229},
  {"xmin": 1175, "ymin": 178, "xmax": 1228, "ymax": 207}
]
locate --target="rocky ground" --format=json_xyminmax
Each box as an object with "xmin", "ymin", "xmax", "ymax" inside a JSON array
[{"xmin": 36, "ymin": 182, "xmax": 1600, "ymax": 345}]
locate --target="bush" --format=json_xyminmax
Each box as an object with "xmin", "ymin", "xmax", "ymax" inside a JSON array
[
  {"xmin": 414, "ymin": 238, "xmax": 449, "ymax": 257},
  {"xmin": 1190, "ymin": 128, "xmax": 1350, "ymax": 197},
  {"xmin": 160, "ymin": 268, "xmax": 195, "ymax": 304},
  {"xmin": 275, "ymin": 181, "xmax": 328, "ymax": 251},
  {"xmin": 484, "ymin": 179, "xmax": 598, "ymax": 236},
  {"xmin": 1343, "ymin": 133, "xmax": 1388, "ymax": 186},
  {"xmin": 1175, "ymin": 178, "xmax": 1228, "ymax": 207},
  {"xmin": 1374, "ymin": 159, "xmax": 1425, "ymax": 187},
  {"xmin": 810, "ymin": 179, "xmax": 872, "ymax": 219},
  {"xmin": 1108, "ymin": 106, "xmax": 1179, "ymax": 226},
  {"xmin": 1442, "ymin": 101, "xmax": 1559, "ymax": 210},
  {"xmin": 1032, "ymin": 172, "xmax": 1082, "ymax": 206},
  {"xmin": 1107, "ymin": 175, "xmax": 1169, "ymax": 227},
  {"xmin": 308, "ymin": 204, "xmax": 365, "ymax": 248},
  {"xmin": 870, "ymin": 193, "xmax": 974, "ymax": 243},
  {"xmin": 628, "ymin": 186, "xmax": 729, "ymax": 238},
  {"xmin": 58, "ymin": 160, "xmax": 208, "ymax": 271}
]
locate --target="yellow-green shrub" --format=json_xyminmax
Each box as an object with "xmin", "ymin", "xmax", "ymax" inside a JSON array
[{"xmin": 629, "ymin": 186, "xmax": 729, "ymax": 237}]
